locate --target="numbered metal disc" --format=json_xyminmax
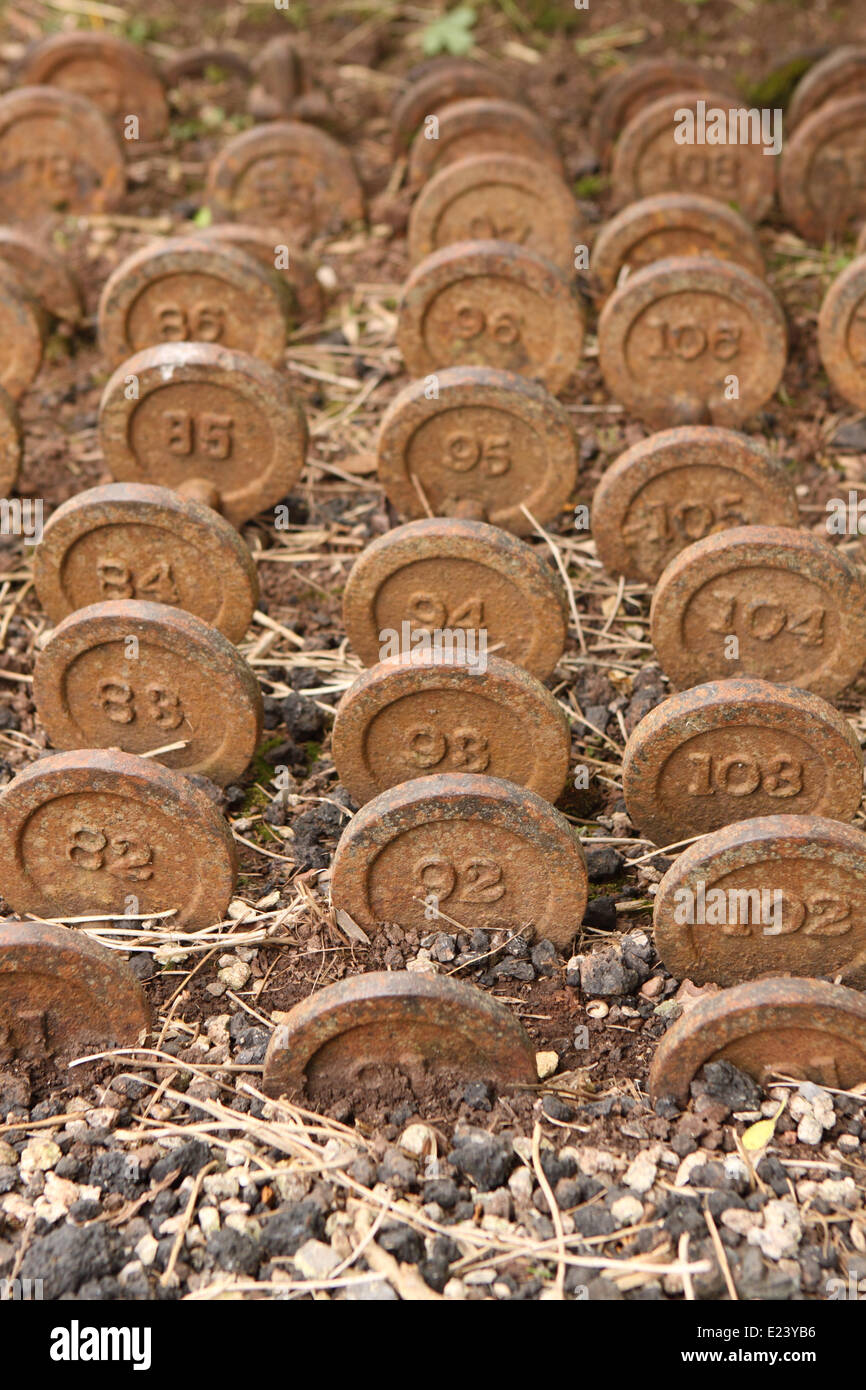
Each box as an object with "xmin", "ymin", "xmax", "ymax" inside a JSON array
[
  {"xmin": 0, "ymin": 86, "xmax": 125, "ymax": 222},
  {"xmin": 818, "ymin": 255, "xmax": 866, "ymax": 410},
  {"xmin": 97, "ymin": 237, "xmax": 291, "ymax": 369},
  {"xmin": 409, "ymin": 152, "xmax": 583, "ymax": 274},
  {"xmin": 398, "ymin": 242, "xmax": 585, "ymax": 396},
  {"xmin": 592, "ymin": 425, "xmax": 798, "ymax": 582},
  {"xmin": 0, "ymin": 262, "xmax": 44, "ymax": 401},
  {"xmin": 331, "ymin": 772, "xmax": 588, "ymax": 947},
  {"xmin": 205, "ymin": 121, "xmax": 365, "ymax": 240},
  {"xmin": 0, "ymin": 385, "xmax": 21, "ymax": 496},
  {"xmin": 407, "ymin": 97, "xmax": 563, "ymax": 192},
  {"xmin": 0, "ymin": 227, "xmax": 82, "ymax": 323},
  {"xmin": 0, "ymin": 920, "xmax": 150, "ymax": 1065},
  {"xmin": 263, "ymin": 970, "xmax": 537, "ymax": 1102},
  {"xmin": 34, "ymin": 483, "xmax": 259, "ymax": 643},
  {"xmin": 343, "ymin": 516, "xmax": 567, "ymax": 680},
  {"xmin": 99, "ymin": 342, "xmax": 308, "ymax": 526},
  {"xmin": 650, "ymin": 976, "xmax": 866, "ymax": 1104},
  {"xmin": 654, "ymin": 814, "xmax": 866, "ymax": 990},
  {"xmin": 391, "ymin": 58, "xmax": 515, "ymax": 156},
  {"xmin": 612, "ymin": 90, "xmax": 777, "ymax": 223},
  {"xmin": 593, "ymin": 58, "xmax": 730, "ymax": 162},
  {"xmin": 332, "ymin": 651, "xmax": 571, "ymax": 806},
  {"xmin": 34, "ymin": 600, "xmax": 263, "ymax": 786},
  {"xmin": 650, "ymin": 525, "xmax": 866, "ymax": 697},
  {"xmin": 598, "ymin": 256, "xmax": 787, "ymax": 429},
  {"xmin": 591, "ymin": 193, "xmax": 765, "ymax": 300},
  {"xmin": 0, "ymin": 749, "xmax": 237, "ymax": 928},
  {"xmin": 780, "ymin": 94, "xmax": 866, "ymax": 242},
  {"xmin": 194, "ymin": 223, "xmax": 324, "ymax": 325},
  {"xmin": 623, "ymin": 678, "xmax": 863, "ymax": 848},
  {"xmin": 788, "ymin": 46, "xmax": 866, "ymax": 129},
  {"xmin": 17, "ymin": 32, "xmax": 169, "ymax": 143},
  {"xmin": 377, "ymin": 367, "xmax": 579, "ymax": 534}
]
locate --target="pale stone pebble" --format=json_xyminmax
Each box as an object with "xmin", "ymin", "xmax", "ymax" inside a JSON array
[
  {"xmin": 624, "ymin": 1149, "xmax": 658, "ymax": 1194},
  {"xmin": 464, "ymin": 1268, "xmax": 497, "ymax": 1286},
  {"xmin": 136, "ymin": 1233, "xmax": 159, "ymax": 1265},
  {"xmin": 797, "ymin": 1114, "xmax": 824, "ymax": 1146},
  {"xmin": 508, "ymin": 1167, "xmax": 534, "ymax": 1204},
  {"xmin": 0, "ymin": 1140, "xmax": 19, "ymax": 1166},
  {"xmin": 536, "ymin": 1051, "xmax": 559, "ymax": 1080},
  {"xmin": 217, "ymin": 957, "xmax": 251, "ymax": 989},
  {"xmin": 724, "ymin": 1155, "xmax": 751, "ymax": 1187},
  {"xmin": 478, "ymin": 1188, "xmax": 511, "ymax": 1219},
  {"xmin": 747, "ymin": 1199, "xmax": 802, "ymax": 1260},
  {"xmin": 443, "ymin": 1277, "xmax": 466, "ymax": 1299},
  {"xmin": 21, "ymin": 1138, "xmax": 62, "ymax": 1173},
  {"xmin": 185, "ymin": 1227, "xmax": 205, "ymax": 1249},
  {"xmin": 493, "ymin": 1281, "xmax": 512, "ymax": 1298},
  {"xmin": 400, "ymin": 1123, "xmax": 436, "ymax": 1157},
  {"xmin": 1, "ymin": 1193, "xmax": 32, "ymax": 1224},
  {"xmin": 406, "ymin": 951, "xmax": 439, "ymax": 976},
  {"xmin": 611, "ymin": 1194, "xmax": 643, "ymax": 1226},
  {"xmin": 674, "ymin": 1151, "xmax": 707, "ymax": 1187},
  {"xmin": 837, "ymin": 1134, "xmax": 860, "ymax": 1153},
  {"xmin": 721, "ymin": 1208, "xmax": 763, "ymax": 1235},
  {"xmin": 817, "ymin": 1177, "xmax": 858, "ymax": 1209},
  {"xmin": 203, "ymin": 1171, "xmax": 241, "ymax": 1201},
  {"xmin": 272, "ymin": 1171, "xmax": 308, "ymax": 1203},
  {"xmin": 577, "ymin": 1145, "xmax": 624, "ymax": 1176},
  {"xmin": 118, "ymin": 1260, "xmax": 144, "ymax": 1288},
  {"xmin": 225, "ymin": 1214, "xmax": 260, "ymax": 1238},
  {"xmin": 205, "ymin": 1014, "xmax": 231, "ymax": 1044},
  {"xmin": 33, "ymin": 1198, "xmax": 68, "ymax": 1226},
  {"xmin": 198, "ymin": 1207, "xmax": 220, "ymax": 1237},
  {"xmin": 293, "ymin": 1239, "xmax": 341, "ymax": 1279}
]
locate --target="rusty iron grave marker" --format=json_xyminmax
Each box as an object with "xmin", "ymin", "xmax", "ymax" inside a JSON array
[
  {"xmin": 34, "ymin": 599, "xmax": 263, "ymax": 786},
  {"xmin": 407, "ymin": 97, "xmax": 563, "ymax": 193},
  {"xmin": 593, "ymin": 58, "xmax": 732, "ymax": 164},
  {"xmin": 194, "ymin": 222, "xmax": 324, "ymax": 326},
  {"xmin": 332, "ymin": 651, "xmax": 571, "ymax": 806},
  {"xmin": 788, "ymin": 46, "xmax": 866, "ymax": 129},
  {"xmin": 653, "ymin": 814, "xmax": 866, "ymax": 990},
  {"xmin": 330, "ymin": 772, "xmax": 588, "ymax": 947},
  {"xmin": 99, "ymin": 342, "xmax": 308, "ymax": 526},
  {"xmin": 0, "ymin": 385, "xmax": 21, "ymax": 497},
  {"xmin": 592, "ymin": 425, "xmax": 798, "ymax": 583},
  {"xmin": 343, "ymin": 516, "xmax": 567, "ymax": 680},
  {"xmin": 612, "ymin": 90, "xmax": 777, "ymax": 223},
  {"xmin": 591, "ymin": 193, "xmax": 765, "ymax": 301},
  {"xmin": 0, "ymin": 227, "xmax": 82, "ymax": 324},
  {"xmin": 0, "ymin": 920, "xmax": 149, "ymax": 1066},
  {"xmin": 205, "ymin": 121, "xmax": 365, "ymax": 240},
  {"xmin": 398, "ymin": 246, "xmax": 585, "ymax": 397},
  {"xmin": 623, "ymin": 678, "xmax": 863, "ymax": 847},
  {"xmin": 34, "ymin": 482, "xmax": 259, "ymax": 643},
  {"xmin": 649, "ymin": 976, "xmax": 866, "ymax": 1104},
  {"xmin": 0, "ymin": 748, "xmax": 237, "ymax": 928},
  {"xmin": 650, "ymin": 524, "xmax": 866, "ymax": 697},
  {"xmin": 818, "ymin": 255, "xmax": 866, "ymax": 410},
  {"xmin": 0, "ymin": 262, "xmax": 45, "ymax": 401},
  {"xmin": 0, "ymin": 86, "xmax": 125, "ymax": 222},
  {"xmin": 598, "ymin": 256, "xmax": 787, "ymax": 429},
  {"xmin": 377, "ymin": 367, "xmax": 579, "ymax": 533},
  {"xmin": 780, "ymin": 94, "xmax": 866, "ymax": 242},
  {"xmin": 17, "ymin": 32, "xmax": 169, "ymax": 143},
  {"xmin": 262, "ymin": 971, "xmax": 537, "ymax": 1103},
  {"xmin": 391, "ymin": 58, "xmax": 515, "ymax": 157},
  {"xmin": 408, "ymin": 153, "xmax": 583, "ymax": 274},
  {"xmin": 97, "ymin": 238, "xmax": 291, "ymax": 369}
]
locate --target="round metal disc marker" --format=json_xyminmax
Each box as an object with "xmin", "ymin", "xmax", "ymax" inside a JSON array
[
  {"xmin": 598, "ymin": 256, "xmax": 787, "ymax": 429},
  {"xmin": 34, "ymin": 600, "xmax": 263, "ymax": 786},
  {"xmin": 788, "ymin": 46, "xmax": 866, "ymax": 129},
  {"xmin": 0, "ymin": 749, "xmax": 238, "ymax": 929},
  {"xmin": 17, "ymin": 32, "xmax": 169, "ymax": 143},
  {"xmin": 263, "ymin": 971, "xmax": 538, "ymax": 1102},
  {"xmin": 0, "ymin": 386, "xmax": 21, "ymax": 496},
  {"xmin": 623, "ymin": 678, "xmax": 863, "ymax": 847},
  {"xmin": 592, "ymin": 425, "xmax": 798, "ymax": 582},
  {"xmin": 332, "ymin": 652, "xmax": 571, "ymax": 806},
  {"xmin": 407, "ymin": 97, "xmax": 563, "ymax": 192},
  {"xmin": 650, "ymin": 525, "xmax": 866, "ymax": 697},
  {"xmin": 593, "ymin": 58, "xmax": 731, "ymax": 162},
  {"xmin": 99, "ymin": 342, "xmax": 308, "ymax": 526},
  {"xmin": 0, "ymin": 263, "xmax": 44, "ymax": 401},
  {"xmin": 342, "ymin": 516, "xmax": 567, "ymax": 680},
  {"xmin": 780, "ymin": 94, "xmax": 866, "ymax": 242},
  {"xmin": 0, "ymin": 227, "xmax": 82, "ymax": 323},
  {"xmin": 818, "ymin": 255, "xmax": 866, "ymax": 410},
  {"xmin": 391, "ymin": 58, "xmax": 515, "ymax": 156},
  {"xmin": 0, "ymin": 85, "xmax": 125, "ymax": 221},
  {"xmin": 331, "ymin": 772, "xmax": 588, "ymax": 947}
]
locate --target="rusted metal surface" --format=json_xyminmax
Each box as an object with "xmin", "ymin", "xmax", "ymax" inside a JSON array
[
  {"xmin": 654, "ymin": 814, "xmax": 866, "ymax": 990},
  {"xmin": 262, "ymin": 970, "xmax": 538, "ymax": 1102},
  {"xmin": 205, "ymin": 121, "xmax": 365, "ymax": 240},
  {"xmin": 592, "ymin": 425, "xmax": 798, "ymax": 582},
  {"xmin": 332, "ymin": 651, "xmax": 571, "ymax": 806},
  {"xmin": 623, "ymin": 678, "xmax": 863, "ymax": 847},
  {"xmin": 162, "ymin": 48, "xmax": 253, "ymax": 87},
  {"xmin": 598, "ymin": 256, "xmax": 787, "ymax": 429},
  {"xmin": 818, "ymin": 255, "xmax": 866, "ymax": 410},
  {"xmin": 650, "ymin": 524, "xmax": 866, "ymax": 697},
  {"xmin": 0, "ymin": 86, "xmax": 125, "ymax": 221},
  {"xmin": 0, "ymin": 262, "xmax": 44, "ymax": 401},
  {"xmin": 249, "ymin": 35, "xmax": 307, "ymax": 119},
  {"xmin": 0, "ymin": 748, "xmax": 237, "ymax": 928},
  {"xmin": 649, "ymin": 976, "xmax": 866, "ymax": 1104},
  {"xmin": 194, "ymin": 223, "xmax": 324, "ymax": 325},
  {"xmin": 0, "ymin": 227, "xmax": 82, "ymax": 323},
  {"xmin": 17, "ymin": 32, "xmax": 168, "ymax": 143},
  {"xmin": 98, "ymin": 342, "xmax": 308, "ymax": 527},
  {"xmin": 0, "ymin": 384, "xmax": 21, "ymax": 497},
  {"xmin": 34, "ymin": 599, "xmax": 263, "ymax": 786},
  {"xmin": 780, "ymin": 94, "xmax": 866, "ymax": 242},
  {"xmin": 343, "ymin": 516, "xmax": 568, "ymax": 680},
  {"xmin": 97, "ymin": 237, "xmax": 291, "ymax": 369},
  {"xmin": 408, "ymin": 152, "xmax": 583, "ymax": 274},
  {"xmin": 593, "ymin": 58, "xmax": 729, "ymax": 163},
  {"xmin": 407, "ymin": 97, "xmax": 563, "ymax": 192},
  {"xmin": 34, "ymin": 482, "xmax": 259, "ymax": 642},
  {"xmin": 0, "ymin": 920, "xmax": 150, "ymax": 1065},
  {"xmin": 612, "ymin": 90, "xmax": 776, "ymax": 222},
  {"xmin": 330, "ymin": 772, "xmax": 588, "ymax": 948},
  {"xmin": 391, "ymin": 58, "xmax": 514, "ymax": 157},
  {"xmin": 397, "ymin": 243, "xmax": 585, "ymax": 397},
  {"xmin": 788, "ymin": 46, "xmax": 866, "ymax": 128},
  {"xmin": 377, "ymin": 366, "xmax": 579, "ymax": 533},
  {"xmin": 591, "ymin": 193, "xmax": 765, "ymax": 300}
]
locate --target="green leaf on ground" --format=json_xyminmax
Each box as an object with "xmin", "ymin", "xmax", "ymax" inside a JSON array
[{"xmin": 421, "ymin": 6, "xmax": 477, "ymax": 57}]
